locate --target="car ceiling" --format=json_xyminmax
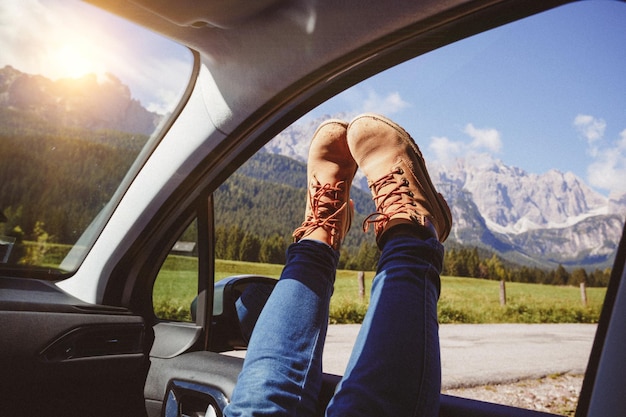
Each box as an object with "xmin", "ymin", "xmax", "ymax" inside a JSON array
[{"xmin": 86, "ymin": 0, "xmax": 572, "ymax": 136}]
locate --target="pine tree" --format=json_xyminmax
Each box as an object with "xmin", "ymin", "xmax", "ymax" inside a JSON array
[{"xmin": 239, "ymin": 233, "xmax": 261, "ymax": 262}]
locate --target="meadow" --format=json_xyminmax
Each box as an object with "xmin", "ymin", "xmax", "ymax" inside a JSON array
[{"xmin": 153, "ymin": 257, "xmax": 606, "ymax": 324}]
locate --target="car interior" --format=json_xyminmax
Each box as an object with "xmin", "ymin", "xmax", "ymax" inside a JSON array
[{"xmin": 1, "ymin": 0, "xmax": 625, "ymax": 416}]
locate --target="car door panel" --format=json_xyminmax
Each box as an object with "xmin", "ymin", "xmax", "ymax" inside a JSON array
[
  {"xmin": 150, "ymin": 322, "xmax": 204, "ymax": 359},
  {"xmin": 439, "ymin": 395, "xmax": 559, "ymax": 416},
  {"xmin": 0, "ymin": 275, "xmax": 148, "ymax": 417},
  {"xmin": 144, "ymin": 351, "xmax": 243, "ymax": 417},
  {"xmin": 145, "ymin": 350, "xmax": 346, "ymax": 417},
  {"xmin": 576, "ymin": 225, "xmax": 626, "ymax": 417},
  {"xmin": 143, "ymin": 349, "xmax": 564, "ymax": 417}
]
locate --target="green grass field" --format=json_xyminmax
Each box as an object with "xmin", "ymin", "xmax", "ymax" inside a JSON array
[{"xmin": 153, "ymin": 257, "xmax": 606, "ymax": 324}]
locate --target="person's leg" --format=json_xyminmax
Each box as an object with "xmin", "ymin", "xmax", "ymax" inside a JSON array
[
  {"xmin": 326, "ymin": 113, "xmax": 452, "ymax": 417},
  {"xmin": 326, "ymin": 233, "xmax": 443, "ymax": 417},
  {"xmin": 224, "ymin": 120, "xmax": 357, "ymax": 417},
  {"xmin": 225, "ymin": 240, "xmax": 338, "ymax": 417}
]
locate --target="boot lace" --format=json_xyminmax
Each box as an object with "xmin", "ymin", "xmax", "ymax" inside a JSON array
[
  {"xmin": 363, "ymin": 167, "xmax": 418, "ymax": 235},
  {"xmin": 293, "ymin": 178, "xmax": 349, "ymax": 246}
]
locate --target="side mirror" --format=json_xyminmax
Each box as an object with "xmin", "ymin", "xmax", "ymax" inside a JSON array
[{"xmin": 191, "ymin": 275, "xmax": 276, "ymax": 352}]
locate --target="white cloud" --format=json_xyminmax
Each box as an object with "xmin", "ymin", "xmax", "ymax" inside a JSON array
[
  {"xmin": 428, "ymin": 123, "xmax": 502, "ymax": 164},
  {"xmin": 585, "ymin": 127, "xmax": 626, "ymax": 194},
  {"xmin": 361, "ymin": 90, "xmax": 410, "ymax": 115},
  {"xmin": 123, "ymin": 53, "xmax": 194, "ymax": 113},
  {"xmin": 574, "ymin": 114, "xmax": 606, "ymax": 145},
  {"xmin": 428, "ymin": 136, "xmax": 463, "ymax": 163},
  {"xmin": 464, "ymin": 123, "xmax": 502, "ymax": 153},
  {"xmin": 574, "ymin": 114, "xmax": 626, "ymax": 194},
  {"xmin": 0, "ymin": 0, "xmax": 58, "ymax": 74},
  {"xmin": 337, "ymin": 87, "xmax": 410, "ymax": 117}
]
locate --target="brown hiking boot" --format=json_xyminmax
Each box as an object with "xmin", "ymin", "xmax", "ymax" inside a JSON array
[
  {"xmin": 292, "ymin": 119, "xmax": 358, "ymax": 250},
  {"xmin": 347, "ymin": 113, "xmax": 452, "ymax": 247}
]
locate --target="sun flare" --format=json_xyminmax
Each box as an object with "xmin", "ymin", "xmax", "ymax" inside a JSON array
[{"xmin": 51, "ymin": 40, "xmax": 100, "ymax": 79}]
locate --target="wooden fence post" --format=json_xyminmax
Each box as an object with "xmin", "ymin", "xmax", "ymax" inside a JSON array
[
  {"xmin": 358, "ymin": 271, "xmax": 365, "ymax": 300},
  {"xmin": 499, "ymin": 280, "xmax": 506, "ymax": 306},
  {"xmin": 580, "ymin": 282, "xmax": 588, "ymax": 307}
]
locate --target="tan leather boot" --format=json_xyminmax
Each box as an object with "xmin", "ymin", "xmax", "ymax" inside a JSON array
[
  {"xmin": 347, "ymin": 113, "xmax": 452, "ymax": 247},
  {"xmin": 293, "ymin": 119, "xmax": 357, "ymax": 250}
]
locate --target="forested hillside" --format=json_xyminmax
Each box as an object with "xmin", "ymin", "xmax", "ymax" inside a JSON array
[
  {"xmin": 213, "ymin": 151, "xmax": 380, "ymax": 269},
  {"xmin": 214, "ymin": 152, "xmax": 611, "ymax": 285},
  {"xmin": 1, "ymin": 109, "xmax": 610, "ymax": 284},
  {"xmin": 0, "ymin": 108, "xmax": 147, "ymax": 245}
]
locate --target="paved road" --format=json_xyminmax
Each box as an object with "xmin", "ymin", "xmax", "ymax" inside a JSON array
[{"xmin": 323, "ymin": 323, "xmax": 597, "ymax": 389}]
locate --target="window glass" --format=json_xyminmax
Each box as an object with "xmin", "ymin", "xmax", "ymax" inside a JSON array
[
  {"xmin": 153, "ymin": 219, "xmax": 199, "ymax": 322},
  {"xmin": 212, "ymin": 2, "xmax": 625, "ymax": 412},
  {"xmin": 0, "ymin": 0, "xmax": 194, "ymax": 274}
]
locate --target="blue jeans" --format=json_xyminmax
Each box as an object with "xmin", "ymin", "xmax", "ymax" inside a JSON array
[{"xmin": 225, "ymin": 234, "xmax": 443, "ymax": 417}]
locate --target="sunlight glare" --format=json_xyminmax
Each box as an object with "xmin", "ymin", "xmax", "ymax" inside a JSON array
[{"xmin": 52, "ymin": 41, "xmax": 100, "ymax": 79}]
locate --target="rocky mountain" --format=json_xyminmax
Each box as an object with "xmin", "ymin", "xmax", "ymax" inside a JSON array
[
  {"xmin": 0, "ymin": 66, "xmax": 161, "ymax": 135},
  {"xmin": 432, "ymin": 158, "xmax": 626, "ymax": 269},
  {"xmin": 265, "ymin": 115, "xmax": 626, "ymax": 269}
]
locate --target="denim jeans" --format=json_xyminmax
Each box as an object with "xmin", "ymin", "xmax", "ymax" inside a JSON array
[{"xmin": 224, "ymin": 234, "xmax": 443, "ymax": 417}]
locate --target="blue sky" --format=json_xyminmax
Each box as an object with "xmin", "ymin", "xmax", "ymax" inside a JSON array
[{"xmin": 305, "ymin": 2, "xmax": 626, "ymax": 197}]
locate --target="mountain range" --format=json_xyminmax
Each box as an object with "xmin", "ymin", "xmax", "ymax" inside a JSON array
[
  {"xmin": 0, "ymin": 65, "xmax": 161, "ymax": 136},
  {"xmin": 3, "ymin": 66, "xmax": 623, "ymax": 270},
  {"xmin": 265, "ymin": 115, "xmax": 626, "ymax": 270}
]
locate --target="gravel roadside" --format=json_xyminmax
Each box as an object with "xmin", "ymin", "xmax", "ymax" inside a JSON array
[
  {"xmin": 227, "ymin": 324, "xmax": 593, "ymax": 415},
  {"xmin": 325, "ymin": 324, "xmax": 594, "ymax": 416},
  {"xmin": 443, "ymin": 373, "xmax": 583, "ymax": 416}
]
